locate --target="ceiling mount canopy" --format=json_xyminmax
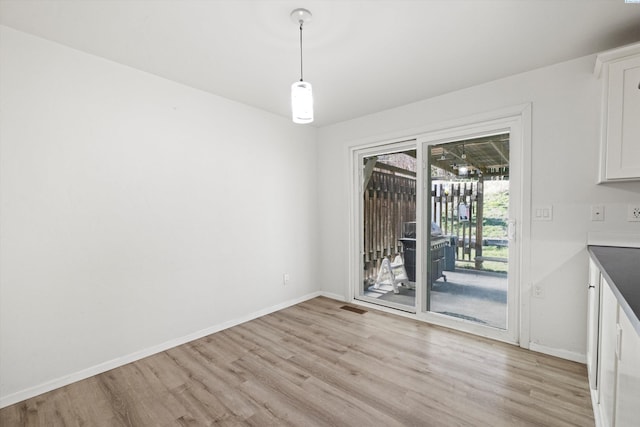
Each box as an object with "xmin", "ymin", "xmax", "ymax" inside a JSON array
[
  {"xmin": 290, "ymin": 8, "xmax": 312, "ymax": 26},
  {"xmin": 290, "ymin": 8, "xmax": 313, "ymax": 124}
]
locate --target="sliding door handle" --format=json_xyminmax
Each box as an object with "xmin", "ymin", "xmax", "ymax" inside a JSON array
[{"xmin": 507, "ymin": 220, "xmax": 516, "ymax": 241}]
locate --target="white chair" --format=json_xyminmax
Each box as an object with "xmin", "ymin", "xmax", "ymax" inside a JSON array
[{"xmin": 374, "ymin": 255, "xmax": 410, "ymax": 294}]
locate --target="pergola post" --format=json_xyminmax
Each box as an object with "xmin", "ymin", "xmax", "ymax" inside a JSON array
[{"xmin": 475, "ymin": 174, "xmax": 484, "ymax": 269}]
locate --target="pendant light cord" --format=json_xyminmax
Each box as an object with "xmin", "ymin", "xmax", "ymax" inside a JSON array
[{"xmin": 299, "ymin": 21, "xmax": 304, "ymax": 82}]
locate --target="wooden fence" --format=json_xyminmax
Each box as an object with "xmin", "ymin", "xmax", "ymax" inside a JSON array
[
  {"xmin": 363, "ymin": 171, "xmax": 416, "ymax": 284},
  {"xmin": 363, "ymin": 171, "xmax": 488, "ymax": 287},
  {"xmin": 431, "ymin": 180, "xmax": 483, "ymax": 266}
]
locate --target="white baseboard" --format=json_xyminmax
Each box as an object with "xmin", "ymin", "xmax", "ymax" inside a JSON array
[
  {"xmin": 318, "ymin": 291, "xmax": 347, "ymax": 302},
  {"xmin": 590, "ymin": 388, "xmax": 604, "ymax": 427},
  {"xmin": 528, "ymin": 342, "xmax": 586, "ymax": 364},
  {"xmin": 0, "ymin": 291, "xmax": 322, "ymax": 409}
]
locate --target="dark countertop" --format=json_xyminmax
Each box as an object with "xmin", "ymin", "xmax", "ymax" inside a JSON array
[{"xmin": 588, "ymin": 245, "xmax": 640, "ymax": 336}]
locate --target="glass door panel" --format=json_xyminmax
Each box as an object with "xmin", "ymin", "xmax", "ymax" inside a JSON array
[
  {"xmin": 426, "ymin": 134, "xmax": 510, "ymax": 330},
  {"xmin": 357, "ymin": 146, "xmax": 417, "ymax": 312}
]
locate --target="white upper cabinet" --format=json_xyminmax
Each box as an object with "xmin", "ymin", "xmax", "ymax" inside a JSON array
[{"xmin": 595, "ymin": 42, "xmax": 640, "ymax": 183}]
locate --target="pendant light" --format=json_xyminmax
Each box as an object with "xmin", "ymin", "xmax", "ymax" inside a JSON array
[{"xmin": 290, "ymin": 8, "xmax": 313, "ymax": 124}]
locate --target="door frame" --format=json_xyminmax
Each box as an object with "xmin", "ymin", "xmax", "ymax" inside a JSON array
[
  {"xmin": 347, "ymin": 103, "xmax": 531, "ymax": 347},
  {"xmin": 417, "ymin": 115, "xmax": 527, "ymax": 344}
]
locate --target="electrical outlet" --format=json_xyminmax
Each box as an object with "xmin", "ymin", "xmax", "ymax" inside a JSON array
[
  {"xmin": 532, "ymin": 283, "xmax": 544, "ymax": 298},
  {"xmin": 628, "ymin": 205, "xmax": 640, "ymax": 222},
  {"xmin": 283, "ymin": 273, "xmax": 290, "ymax": 285}
]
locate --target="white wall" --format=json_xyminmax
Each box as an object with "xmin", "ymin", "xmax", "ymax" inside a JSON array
[
  {"xmin": 317, "ymin": 54, "xmax": 640, "ymax": 360},
  {"xmin": 0, "ymin": 26, "xmax": 318, "ymax": 405},
  {"xmin": 3, "ymin": 20, "xmax": 639, "ymax": 408}
]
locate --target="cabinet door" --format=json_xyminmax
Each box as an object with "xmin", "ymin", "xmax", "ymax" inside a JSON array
[
  {"xmin": 587, "ymin": 261, "xmax": 601, "ymax": 393},
  {"xmin": 604, "ymin": 55, "xmax": 640, "ymax": 181},
  {"xmin": 615, "ymin": 311, "xmax": 640, "ymax": 426},
  {"xmin": 599, "ymin": 280, "xmax": 618, "ymax": 427}
]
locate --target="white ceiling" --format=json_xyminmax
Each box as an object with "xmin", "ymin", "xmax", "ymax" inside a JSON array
[{"xmin": 2, "ymin": 0, "xmax": 640, "ymax": 126}]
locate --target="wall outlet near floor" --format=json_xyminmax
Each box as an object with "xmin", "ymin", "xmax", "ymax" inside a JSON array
[
  {"xmin": 532, "ymin": 283, "xmax": 544, "ymax": 298},
  {"xmin": 283, "ymin": 273, "xmax": 290, "ymax": 285},
  {"xmin": 628, "ymin": 205, "xmax": 640, "ymax": 222}
]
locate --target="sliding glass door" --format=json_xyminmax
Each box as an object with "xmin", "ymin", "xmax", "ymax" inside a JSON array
[
  {"xmin": 425, "ymin": 134, "xmax": 510, "ymax": 330},
  {"xmin": 351, "ymin": 106, "xmax": 528, "ymax": 344},
  {"xmin": 417, "ymin": 114, "xmax": 524, "ymax": 344},
  {"xmin": 355, "ymin": 141, "xmax": 417, "ymax": 312}
]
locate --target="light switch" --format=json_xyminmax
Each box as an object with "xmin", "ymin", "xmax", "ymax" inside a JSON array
[
  {"xmin": 533, "ymin": 205, "xmax": 553, "ymax": 221},
  {"xmin": 591, "ymin": 205, "xmax": 605, "ymax": 221}
]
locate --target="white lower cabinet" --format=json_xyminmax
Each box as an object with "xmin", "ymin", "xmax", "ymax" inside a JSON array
[
  {"xmin": 587, "ymin": 259, "xmax": 601, "ymax": 393},
  {"xmin": 598, "ymin": 280, "xmax": 618, "ymax": 427},
  {"xmin": 615, "ymin": 310, "xmax": 640, "ymax": 426},
  {"xmin": 588, "ymin": 268, "xmax": 640, "ymax": 427}
]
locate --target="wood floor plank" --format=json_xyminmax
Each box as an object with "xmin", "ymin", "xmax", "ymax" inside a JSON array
[{"xmin": 0, "ymin": 297, "xmax": 594, "ymax": 426}]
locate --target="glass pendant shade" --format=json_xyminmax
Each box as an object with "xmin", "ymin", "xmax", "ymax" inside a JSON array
[{"xmin": 291, "ymin": 80, "xmax": 314, "ymax": 124}]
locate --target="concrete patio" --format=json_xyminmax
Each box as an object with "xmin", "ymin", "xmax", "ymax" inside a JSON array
[{"xmin": 365, "ymin": 269, "xmax": 508, "ymax": 329}]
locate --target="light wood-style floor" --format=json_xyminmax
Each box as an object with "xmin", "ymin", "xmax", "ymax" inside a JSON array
[{"xmin": 1, "ymin": 297, "xmax": 594, "ymax": 426}]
